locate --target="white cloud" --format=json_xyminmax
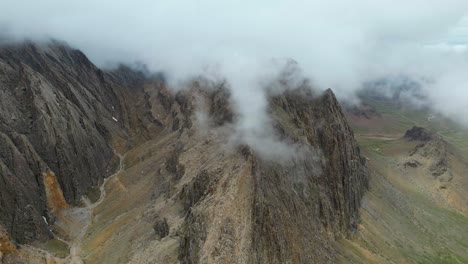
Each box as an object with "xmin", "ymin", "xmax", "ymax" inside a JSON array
[{"xmin": 1, "ymin": 0, "xmax": 468, "ymax": 130}]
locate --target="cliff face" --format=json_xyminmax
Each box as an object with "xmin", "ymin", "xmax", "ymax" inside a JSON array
[
  {"xmin": 251, "ymin": 89, "xmax": 368, "ymax": 262},
  {"xmin": 0, "ymin": 41, "xmax": 157, "ymax": 244},
  {"xmin": 177, "ymin": 87, "xmax": 368, "ymax": 264},
  {"xmin": 0, "ymin": 41, "xmax": 368, "ymax": 263}
]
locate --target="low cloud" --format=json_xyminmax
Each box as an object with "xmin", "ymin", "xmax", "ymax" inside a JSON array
[{"xmin": 2, "ymin": 0, "xmax": 468, "ymax": 129}]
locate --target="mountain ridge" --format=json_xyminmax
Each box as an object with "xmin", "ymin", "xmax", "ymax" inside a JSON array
[
  {"xmin": 0, "ymin": 41, "xmax": 158, "ymax": 244},
  {"xmin": 0, "ymin": 41, "xmax": 369, "ymax": 263}
]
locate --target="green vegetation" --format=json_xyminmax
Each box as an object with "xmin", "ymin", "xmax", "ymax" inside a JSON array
[
  {"xmin": 86, "ymin": 186, "xmax": 101, "ymax": 203},
  {"xmin": 359, "ymin": 96, "xmax": 468, "ymax": 136},
  {"xmin": 356, "ymin": 137, "xmax": 392, "ymax": 152},
  {"xmin": 37, "ymin": 238, "xmax": 70, "ymax": 258},
  {"xmin": 419, "ymin": 253, "xmax": 468, "ymax": 264},
  {"xmin": 340, "ymin": 96, "xmax": 468, "ymax": 264}
]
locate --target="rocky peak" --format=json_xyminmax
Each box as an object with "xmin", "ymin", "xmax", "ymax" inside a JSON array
[
  {"xmin": 177, "ymin": 86, "xmax": 369, "ymax": 263},
  {"xmin": 404, "ymin": 127, "xmax": 453, "ymax": 185},
  {"xmin": 404, "ymin": 126, "xmax": 438, "ymax": 142}
]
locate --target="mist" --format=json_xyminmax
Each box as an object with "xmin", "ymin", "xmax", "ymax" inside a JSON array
[{"xmin": 2, "ymin": 1, "xmax": 468, "ymax": 138}]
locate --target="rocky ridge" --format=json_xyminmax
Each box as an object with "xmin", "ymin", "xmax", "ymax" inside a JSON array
[
  {"xmin": 0, "ymin": 41, "xmax": 159, "ymax": 245},
  {"xmin": 0, "ymin": 41, "xmax": 369, "ymax": 263},
  {"xmin": 403, "ymin": 126, "xmax": 453, "ymax": 183}
]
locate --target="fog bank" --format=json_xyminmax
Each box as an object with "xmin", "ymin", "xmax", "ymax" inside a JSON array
[{"xmin": 2, "ymin": 0, "xmax": 468, "ymax": 127}]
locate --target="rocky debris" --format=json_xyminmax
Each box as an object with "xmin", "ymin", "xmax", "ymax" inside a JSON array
[
  {"xmin": 144, "ymin": 83, "xmax": 196, "ymax": 137},
  {"xmin": 409, "ymin": 137, "xmax": 450, "ymax": 177},
  {"xmin": 404, "ymin": 127, "xmax": 455, "ymax": 187},
  {"xmin": 179, "ymin": 170, "xmax": 211, "ymax": 211},
  {"xmin": 0, "ymin": 226, "xmax": 17, "ymax": 258},
  {"xmin": 165, "ymin": 144, "xmax": 186, "ymax": 180},
  {"xmin": 153, "ymin": 217, "xmax": 169, "ymax": 240},
  {"xmin": 429, "ymin": 158, "xmax": 449, "ymax": 177},
  {"xmin": 42, "ymin": 170, "xmax": 69, "ymax": 222},
  {"xmin": 404, "ymin": 126, "xmax": 437, "ymax": 142},
  {"xmin": 404, "ymin": 160, "xmax": 421, "ymax": 168}
]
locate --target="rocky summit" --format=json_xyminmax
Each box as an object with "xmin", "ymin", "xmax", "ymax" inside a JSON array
[
  {"xmin": 404, "ymin": 126, "xmax": 438, "ymax": 142},
  {"xmin": 0, "ymin": 41, "xmax": 368, "ymax": 263}
]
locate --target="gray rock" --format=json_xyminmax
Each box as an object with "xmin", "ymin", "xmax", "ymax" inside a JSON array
[
  {"xmin": 178, "ymin": 87, "xmax": 369, "ymax": 264},
  {"xmin": 0, "ymin": 41, "xmax": 156, "ymax": 243},
  {"xmin": 153, "ymin": 217, "xmax": 169, "ymax": 239},
  {"xmin": 404, "ymin": 126, "xmax": 437, "ymax": 142}
]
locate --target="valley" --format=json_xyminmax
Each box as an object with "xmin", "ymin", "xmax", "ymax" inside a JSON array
[{"xmin": 339, "ymin": 97, "xmax": 468, "ymax": 263}]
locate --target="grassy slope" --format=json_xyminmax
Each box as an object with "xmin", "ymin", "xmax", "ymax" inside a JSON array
[
  {"xmin": 339, "ymin": 97, "xmax": 468, "ymax": 264},
  {"xmin": 351, "ymin": 96, "xmax": 468, "ymax": 155}
]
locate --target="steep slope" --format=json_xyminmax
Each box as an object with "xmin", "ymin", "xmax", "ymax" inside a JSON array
[
  {"xmin": 0, "ymin": 41, "xmax": 158, "ymax": 246},
  {"xmin": 245, "ymin": 89, "xmax": 368, "ymax": 263},
  {"xmin": 53, "ymin": 84, "xmax": 368, "ymax": 264}
]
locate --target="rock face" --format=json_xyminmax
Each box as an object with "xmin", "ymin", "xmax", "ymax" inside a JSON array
[
  {"xmin": 0, "ymin": 41, "xmax": 369, "ymax": 263},
  {"xmin": 153, "ymin": 217, "xmax": 169, "ymax": 239},
  {"xmin": 176, "ymin": 87, "xmax": 369, "ymax": 264},
  {"xmin": 405, "ymin": 127, "xmax": 453, "ymax": 182},
  {"xmin": 0, "ymin": 41, "xmax": 157, "ymax": 244},
  {"xmin": 410, "ymin": 140, "xmax": 450, "ymax": 176},
  {"xmin": 404, "ymin": 126, "xmax": 437, "ymax": 142},
  {"xmin": 254, "ymin": 89, "xmax": 368, "ymax": 261}
]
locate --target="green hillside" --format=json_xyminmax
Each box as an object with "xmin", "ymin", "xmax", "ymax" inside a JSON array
[{"xmin": 340, "ymin": 96, "xmax": 468, "ymax": 264}]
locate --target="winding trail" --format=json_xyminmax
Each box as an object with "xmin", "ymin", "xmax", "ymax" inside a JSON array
[
  {"xmin": 66, "ymin": 151, "xmax": 126, "ymax": 264},
  {"xmin": 17, "ymin": 152, "xmax": 126, "ymax": 263},
  {"xmin": 355, "ymin": 133, "xmax": 399, "ymax": 141}
]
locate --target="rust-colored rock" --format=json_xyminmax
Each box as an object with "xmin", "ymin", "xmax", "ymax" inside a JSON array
[
  {"xmin": 0, "ymin": 226, "xmax": 17, "ymax": 256},
  {"xmin": 42, "ymin": 170, "xmax": 69, "ymax": 218}
]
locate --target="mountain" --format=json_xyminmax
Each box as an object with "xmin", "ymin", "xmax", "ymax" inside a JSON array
[
  {"xmin": 0, "ymin": 42, "xmax": 368, "ymax": 263},
  {"xmin": 0, "ymin": 41, "xmax": 161, "ymax": 246}
]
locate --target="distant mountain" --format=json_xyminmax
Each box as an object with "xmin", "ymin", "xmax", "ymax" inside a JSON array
[{"xmin": 360, "ymin": 76, "xmax": 428, "ymax": 104}]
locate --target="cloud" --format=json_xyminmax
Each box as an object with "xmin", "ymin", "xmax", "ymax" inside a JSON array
[{"xmin": 1, "ymin": 0, "xmax": 468, "ymax": 130}]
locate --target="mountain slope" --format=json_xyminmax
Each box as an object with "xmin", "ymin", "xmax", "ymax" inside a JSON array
[
  {"xmin": 0, "ymin": 41, "xmax": 158, "ymax": 245},
  {"xmin": 0, "ymin": 42, "xmax": 369, "ymax": 263},
  {"xmin": 340, "ymin": 96, "xmax": 468, "ymax": 263}
]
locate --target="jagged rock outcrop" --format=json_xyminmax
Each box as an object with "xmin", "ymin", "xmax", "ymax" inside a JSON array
[
  {"xmin": 410, "ymin": 140, "xmax": 450, "ymax": 176},
  {"xmin": 405, "ymin": 127, "xmax": 453, "ymax": 183},
  {"xmin": 153, "ymin": 217, "xmax": 170, "ymax": 240},
  {"xmin": 252, "ymin": 89, "xmax": 368, "ymax": 262},
  {"xmin": 404, "ymin": 126, "xmax": 437, "ymax": 142},
  {"xmin": 176, "ymin": 87, "xmax": 369, "ymax": 264}
]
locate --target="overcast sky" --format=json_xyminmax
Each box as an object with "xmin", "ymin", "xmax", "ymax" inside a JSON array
[{"xmin": 1, "ymin": 0, "xmax": 468, "ymax": 125}]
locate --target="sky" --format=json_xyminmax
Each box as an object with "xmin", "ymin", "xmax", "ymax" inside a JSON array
[{"xmin": 1, "ymin": 0, "xmax": 468, "ymax": 128}]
